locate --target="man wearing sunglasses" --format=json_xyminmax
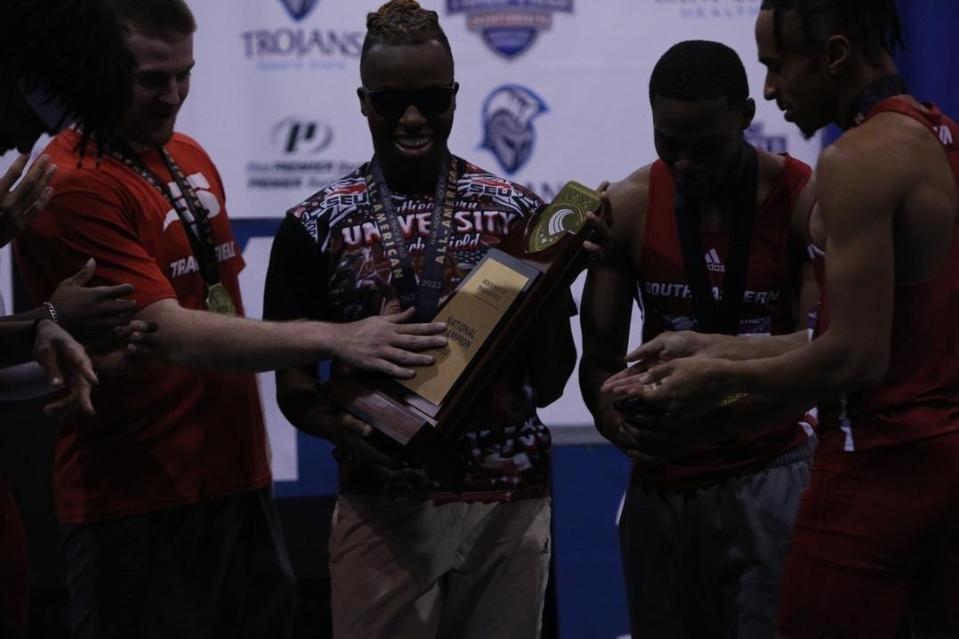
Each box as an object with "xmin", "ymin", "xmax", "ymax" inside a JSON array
[{"xmin": 264, "ymin": 1, "xmax": 582, "ymax": 636}]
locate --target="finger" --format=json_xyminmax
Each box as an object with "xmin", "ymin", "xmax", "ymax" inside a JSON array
[
  {"xmin": 600, "ymin": 366, "xmax": 644, "ymax": 393},
  {"xmin": 43, "ymin": 392, "xmax": 77, "ymax": 418},
  {"xmin": 585, "ymin": 210, "xmax": 609, "ymax": 238},
  {"xmin": 66, "ymin": 258, "xmax": 97, "ymax": 286},
  {"xmin": 382, "ymin": 307, "xmax": 417, "ymax": 324},
  {"xmin": 626, "ymin": 340, "xmax": 664, "ymax": 363},
  {"xmin": 391, "ymin": 332, "xmax": 447, "ymax": 351},
  {"xmin": 113, "ymin": 320, "xmax": 155, "ymax": 338},
  {"xmin": 10, "ymin": 158, "xmax": 54, "ymax": 211},
  {"xmin": 396, "ymin": 321, "xmax": 448, "ymax": 336},
  {"xmin": 62, "ymin": 340, "xmax": 99, "ymax": 386},
  {"xmin": 81, "ymin": 314, "xmax": 135, "ymax": 331},
  {"xmin": 369, "ymin": 359, "xmax": 415, "ymax": 379},
  {"xmin": 93, "ymin": 283, "xmax": 135, "ymax": 300},
  {"xmin": 381, "ymin": 346, "xmax": 435, "ymax": 368},
  {"xmin": 33, "ymin": 340, "xmax": 64, "ymax": 387},
  {"xmin": 17, "ymin": 186, "xmax": 52, "ymax": 230},
  {"xmin": 339, "ymin": 413, "xmax": 374, "ymax": 438},
  {"xmin": 0, "ymin": 153, "xmax": 30, "ymax": 193},
  {"xmin": 92, "ymin": 298, "xmax": 139, "ymax": 316},
  {"xmin": 581, "ymin": 240, "xmax": 604, "ymax": 262}
]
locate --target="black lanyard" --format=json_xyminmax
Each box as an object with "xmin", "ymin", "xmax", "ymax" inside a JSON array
[
  {"xmin": 845, "ymin": 74, "xmax": 909, "ymax": 129},
  {"xmin": 674, "ymin": 144, "xmax": 759, "ymax": 335},
  {"xmin": 365, "ymin": 155, "xmax": 459, "ymax": 322},
  {"xmin": 109, "ymin": 142, "xmax": 222, "ymax": 288}
]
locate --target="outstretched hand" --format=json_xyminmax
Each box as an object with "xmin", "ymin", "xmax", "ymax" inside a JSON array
[
  {"xmin": 330, "ymin": 307, "xmax": 448, "ymax": 378},
  {"xmin": 49, "ymin": 259, "xmax": 137, "ymax": 338},
  {"xmin": 31, "ymin": 319, "xmax": 98, "ymax": 418},
  {"xmin": 625, "ymin": 330, "xmax": 710, "ymax": 367},
  {"xmin": 602, "ymin": 356, "xmax": 733, "ymax": 418},
  {"xmin": 88, "ymin": 319, "xmax": 159, "ymax": 376},
  {"xmin": 0, "ymin": 154, "xmax": 55, "ymax": 248}
]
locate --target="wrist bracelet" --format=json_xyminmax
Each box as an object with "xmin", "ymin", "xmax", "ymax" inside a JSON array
[{"xmin": 42, "ymin": 301, "xmax": 59, "ymax": 324}]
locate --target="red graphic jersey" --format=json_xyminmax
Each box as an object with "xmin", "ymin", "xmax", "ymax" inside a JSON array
[
  {"xmin": 817, "ymin": 98, "xmax": 959, "ymax": 452},
  {"xmin": 637, "ymin": 154, "xmax": 814, "ymax": 485},
  {"xmin": 15, "ymin": 130, "xmax": 270, "ymax": 524}
]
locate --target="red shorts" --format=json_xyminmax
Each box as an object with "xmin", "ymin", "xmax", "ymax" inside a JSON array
[{"xmin": 777, "ymin": 429, "xmax": 959, "ymax": 638}]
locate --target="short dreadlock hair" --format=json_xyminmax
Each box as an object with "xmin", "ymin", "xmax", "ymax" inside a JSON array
[
  {"xmin": 0, "ymin": 0, "xmax": 135, "ymax": 150},
  {"xmin": 761, "ymin": 0, "xmax": 905, "ymax": 64},
  {"xmin": 649, "ymin": 40, "xmax": 749, "ymax": 108},
  {"xmin": 360, "ymin": 0, "xmax": 454, "ymax": 82}
]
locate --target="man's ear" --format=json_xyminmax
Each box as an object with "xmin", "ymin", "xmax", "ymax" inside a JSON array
[
  {"xmin": 742, "ymin": 97, "xmax": 756, "ymax": 130},
  {"xmin": 823, "ymin": 34, "xmax": 853, "ymax": 77},
  {"xmin": 357, "ymin": 87, "xmax": 368, "ymax": 117}
]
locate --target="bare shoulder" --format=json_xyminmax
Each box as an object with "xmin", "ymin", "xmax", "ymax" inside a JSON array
[
  {"xmin": 824, "ymin": 111, "xmax": 934, "ymax": 187},
  {"xmin": 607, "ymin": 163, "xmax": 653, "ymax": 226}
]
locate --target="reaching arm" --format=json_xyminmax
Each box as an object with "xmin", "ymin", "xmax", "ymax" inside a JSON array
[
  {"xmin": 625, "ymin": 134, "xmax": 901, "ymax": 416},
  {"xmin": 137, "ymin": 298, "xmax": 443, "ymax": 376},
  {"xmin": 578, "ymin": 175, "xmax": 647, "ymax": 447}
]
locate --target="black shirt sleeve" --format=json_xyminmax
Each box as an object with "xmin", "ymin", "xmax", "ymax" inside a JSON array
[{"xmin": 263, "ymin": 215, "xmax": 328, "ymax": 322}]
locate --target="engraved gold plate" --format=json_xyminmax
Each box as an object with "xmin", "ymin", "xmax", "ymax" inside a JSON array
[{"xmin": 399, "ymin": 258, "xmax": 530, "ymax": 405}]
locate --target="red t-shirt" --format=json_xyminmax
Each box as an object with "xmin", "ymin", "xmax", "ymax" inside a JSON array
[
  {"xmin": 817, "ymin": 98, "xmax": 959, "ymax": 452},
  {"xmin": 636, "ymin": 153, "xmax": 814, "ymax": 485},
  {"xmin": 15, "ymin": 130, "xmax": 270, "ymax": 524}
]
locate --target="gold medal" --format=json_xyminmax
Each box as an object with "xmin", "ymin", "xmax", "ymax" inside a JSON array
[{"xmin": 205, "ymin": 283, "xmax": 236, "ymax": 315}]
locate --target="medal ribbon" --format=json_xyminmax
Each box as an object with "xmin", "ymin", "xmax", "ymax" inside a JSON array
[
  {"xmin": 365, "ymin": 154, "xmax": 459, "ymax": 322},
  {"xmin": 673, "ymin": 144, "xmax": 759, "ymax": 335},
  {"xmin": 108, "ymin": 142, "xmax": 223, "ymax": 290}
]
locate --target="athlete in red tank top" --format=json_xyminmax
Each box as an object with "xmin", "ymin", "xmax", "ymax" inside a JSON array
[
  {"xmin": 581, "ymin": 40, "xmax": 818, "ymax": 636},
  {"xmin": 604, "ymin": 3, "xmax": 959, "ymax": 637}
]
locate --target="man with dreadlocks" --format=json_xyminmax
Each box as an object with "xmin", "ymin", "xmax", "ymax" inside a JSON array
[
  {"xmin": 265, "ymin": 1, "xmax": 579, "ymax": 636},
  {"xmin": 15, "ymin": 0, "xmax": 451, "ymax": 636},
  {"xmin": 582, "ymin": 40, "xmax": 817, "ymax": 637},
  {"xmin": 0, "ymin": 2, "xmax": 142, "ymax": 635},
  {"xmin": 606, "ymin": 1, "xmax": 959, "ymax": 636},
  {"xmin": 0, "ymin": 0, "xmax": 143, "ymax": 413}
]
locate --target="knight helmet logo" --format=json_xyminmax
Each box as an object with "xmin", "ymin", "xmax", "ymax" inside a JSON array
[
  {"xmin": 279, "ymin": 0, "xmax": 320, "ymax": 22},
  {"xmin": 481, "ymin": 85, "xmax": 548, "ymax": 175}
]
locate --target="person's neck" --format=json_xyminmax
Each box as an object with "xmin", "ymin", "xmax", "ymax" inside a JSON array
[
  {"xmin": 834, "ymin": 55, "xmax": 901, "ymax": 129},
  {"xmin": 380, "ymin": 153, "xmax": 448, "ymax": 195},
  {"xmin": 114, "ymin": 130, "xmax": 155, "ymax": 155}
]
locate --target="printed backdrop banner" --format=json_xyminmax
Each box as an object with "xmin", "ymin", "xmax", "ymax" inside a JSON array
[
  {"xmin": 1, "ymin": 0, "xmax": 821, "ymax": 483},
  {"xmin": 177, "ymin": 0, "xmax": 819, "ymax": 218},
  {"xmin": 172, "ymin": 0, "xmax": 821, "ymax": 479}
]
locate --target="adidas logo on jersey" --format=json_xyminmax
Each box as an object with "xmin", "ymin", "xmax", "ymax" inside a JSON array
[{"xmin": 705, "ymin": 248, "xmax": 725, "ymax": 272}]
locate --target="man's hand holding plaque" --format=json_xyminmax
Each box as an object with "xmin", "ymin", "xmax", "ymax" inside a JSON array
[{"xmin": 325, "ymin": 181, "xmax": 606, "ymax": 482}]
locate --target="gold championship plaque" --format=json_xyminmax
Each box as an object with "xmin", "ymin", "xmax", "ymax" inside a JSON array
[{"xmin": 324, "ymin": 181, "xmax": 601, "ymax": 481}]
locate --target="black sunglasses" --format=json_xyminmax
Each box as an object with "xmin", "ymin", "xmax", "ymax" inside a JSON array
[{"xmin": 363, "ymin": 84, "xmax": 457, "ymax": 119}]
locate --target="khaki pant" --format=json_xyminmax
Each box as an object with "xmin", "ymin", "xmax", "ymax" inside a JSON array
[{"xmin": 329, "ymin": 494, "xmax": 551, "ymax": 639}]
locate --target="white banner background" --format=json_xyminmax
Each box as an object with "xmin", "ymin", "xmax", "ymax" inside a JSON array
[{"xmin": 1, "ymin": 0, "xmax": 821, "ymax": 481}]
